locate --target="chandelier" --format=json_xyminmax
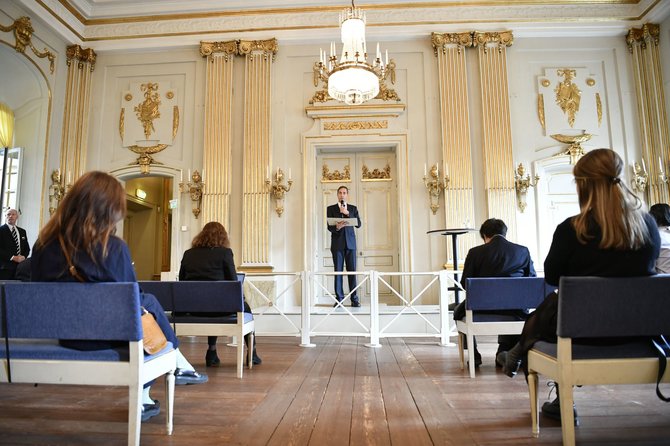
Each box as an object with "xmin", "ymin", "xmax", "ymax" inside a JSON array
[{"xmin": 317, "ymin": 1, "xmax": 388, "ymax": 105}]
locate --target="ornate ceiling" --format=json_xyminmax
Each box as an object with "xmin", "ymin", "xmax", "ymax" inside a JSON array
[{"xmin": 16, "ymin": 0, "xmax": 670, "ymax": 51}]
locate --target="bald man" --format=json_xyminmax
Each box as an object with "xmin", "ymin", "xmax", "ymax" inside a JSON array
[{"xmin": 0, "ymin": 209, "xmax": 30, "ymax": 280}]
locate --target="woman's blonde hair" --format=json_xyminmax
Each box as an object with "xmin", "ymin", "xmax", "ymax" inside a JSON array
[
  {"xmin": 36, "ymin": 171, "xmax": 126, "ymax": 261},
  {"xmin": 572, "ymin": 148, "xmax": 649, "ymax": 249},
  {"xmin": 192, "ymin": 221, "xmax": 230, "ymax": 249}
]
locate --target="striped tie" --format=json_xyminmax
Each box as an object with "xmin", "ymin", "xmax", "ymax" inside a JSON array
[{"xmin": 11, "ymin": 226, "xmax": 20, "ymax": 256}]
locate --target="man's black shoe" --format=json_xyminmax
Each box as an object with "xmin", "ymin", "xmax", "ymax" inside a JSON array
[
  {"xmin": 351, "ymin": 299, "xmax": 361, "ymax": 308},
  {"xmin": 542, "ymin": 396, "xmax": 580, "ymax": 426}
]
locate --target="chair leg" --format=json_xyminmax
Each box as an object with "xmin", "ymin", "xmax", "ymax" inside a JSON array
[
  {"xmin": 165, "ymin": 370, "xmax": 175, "ymax": 435},
  {"xmin": 128, "ymin": 381, "xmax": 142, "ymax": 446},
  {"xmin": 467, "ymin": 332, "xmax": 475, "ymax": 378},
  {"xmin": 237, "ymin": 333, "xmax": 244, "ymax": 378},
  {"xmin": 559, "ymin": 382, "xmax": 576, "ymax": 446},
  {"xmin": 458, "ymin": 332, "xmax": 465, "ymax": 370},
  {"xmin": 528, "ymin": 371, "xmax": 539, "ymax": 438},
  {"xmin": 246, "ymin": 332, "xmax": 254, "ymax": 371}
]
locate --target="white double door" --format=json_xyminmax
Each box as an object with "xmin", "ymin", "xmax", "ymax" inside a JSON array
[{"xmin": 317, "ymin": 150, "xmax": 399, "ymax": 304}]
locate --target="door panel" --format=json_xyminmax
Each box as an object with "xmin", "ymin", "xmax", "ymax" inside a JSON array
[{"xmin": 317, "ymin": 150, "xmax": 398, "ymax": 304}]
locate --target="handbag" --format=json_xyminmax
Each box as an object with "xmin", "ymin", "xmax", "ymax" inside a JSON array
[
  {"xmin": 651, "ymin": 335, "xmax": 670, "ymax": 402},
  {"xmin": 141, "ymin": 307, "xmax": 168, "ymax": 355},
  {"xmin": 59, "ymin": 235, "xmax": 167, "ymax": 355}
]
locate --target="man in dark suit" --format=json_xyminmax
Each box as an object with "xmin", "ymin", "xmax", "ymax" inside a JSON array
[
  {"xmin": 326, "ymin": 185, "xmax": 362, "ymax": 307},
  {"xmin": 453, "ymin": 218, "xmax": 536, "ymax": 366},
  {"xmin": 0, "ymin": 208, "xmax": 30, "ymax": 280}
]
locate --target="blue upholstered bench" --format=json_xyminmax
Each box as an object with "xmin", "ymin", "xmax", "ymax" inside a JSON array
[
  {"xmin": 0, "ymin": 282, "xmax": 176, "ymax": 445},
  {"xmin": 527, "ymin": 275, "xmax": 670, "ymax": 446},
  {"xmin": 456, "ymin": 277, "xmax": 551, "ymax": 377},
  {"xmin": 139, "ymin": 279, "xmax": 254, "ymax": 378}
]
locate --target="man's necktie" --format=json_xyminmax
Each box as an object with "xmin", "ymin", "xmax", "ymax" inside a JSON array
[{"xmin": 11, "ymin": 227, "xmax": 20, "ymax": 256}]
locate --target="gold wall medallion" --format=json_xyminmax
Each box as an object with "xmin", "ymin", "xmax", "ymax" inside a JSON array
[
  {"xmin": 166, "ymin": 91, "xmax": 174, "ymax": 99},
  {"xmin": 586, "ymin": 78, "xmax": 596, "ymax": 86},
  {"xmin": 541, "ymin": 79, "xmax": 550, "ymax": 87},
  {"xmin": 124, "ymin": 93, "xmax": 133, "ymax": 101}
]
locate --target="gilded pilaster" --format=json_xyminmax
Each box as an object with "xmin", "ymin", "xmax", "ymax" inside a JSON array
[
  {"xmin": 626, "ymin": 24, "xmax": 669, "ymax": 203},
  {"xmin": 473, "ymin": 31, "xmax": 517, "ymax": 237},
  {"xmin": 239, "ymin": 39, "xmax": 277, "ymax": 268},
  {"xmin": 431, "ymin": 32, "xmax": 477, "ymax": 263},
  {"xmin": 200, "ymin": 41, "xmax": 237, "ymax": 228},
  {"xmin": 60, "ymin": 45, "xmax": 96, "ymax": 185}
]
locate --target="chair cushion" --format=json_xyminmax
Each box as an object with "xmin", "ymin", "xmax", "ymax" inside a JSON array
[
  {"xmin": 172, "ymin": 313, "xmax": 254, "ymax": 324},
  {"xmin": 533, "ymin": 338, "xmax": 659, "ymax": 360},
  {"xmin": 471, "ymin": 313, "xmax": 527, "ymax": 322},
  {"xmin": 0, "ymin": 340, "xmax": 174, "ymax": 362}
]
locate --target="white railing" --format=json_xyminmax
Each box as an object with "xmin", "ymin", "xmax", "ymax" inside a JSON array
[{"xmin": 245, "ymin": 269, "xmax": 464, "ymax": 348}]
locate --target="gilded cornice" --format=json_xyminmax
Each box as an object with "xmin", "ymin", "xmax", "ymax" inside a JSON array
[
  {"xmin": 199, "ymin": 40, "xmax": 238, "ymax": 58},
  {"xmin": 66, "ymin": 44, "xmax": 96, "ymax": 71},
  {"xmin": 626, "ymin": 23, "xmax": 659, "ymax": 51},
  {"xmin": 0, "ymin": 16, "xmax": 56, "ymax": 73},
  {"xmin": 238, "ymin": 38, "xmax": 278, "ymax": 60},
  {"xmin": 431, "ymin": 32, "xmax": 473, "ymax": 56},
  {"xmin": 472, "ymin": 31, "xmax": 514, "ymax": 51}
]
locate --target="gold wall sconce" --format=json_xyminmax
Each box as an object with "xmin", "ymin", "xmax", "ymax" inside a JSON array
[
  {"xmin": 48, "ymin": 169, "xmax": 75, "ymax": 215},
  {"xmin": 631, "ymin": 161, "xmax": 649, "ymax": 193},
  {"xmin": 179, "ymin": 170, "xmax": 204, "ymax": 219},
  {"xmin": 266, "ymin": 167, "xmax": 293, "ymax": 217},
  {"xmin": 423, "ymin": 163, "xmax": 449, "ymax": 215},
  {"xmin": 514, "ymin": 163, "xmax": 539, "ymax": 212}
]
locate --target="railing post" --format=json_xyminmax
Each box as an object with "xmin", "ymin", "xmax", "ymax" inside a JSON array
[
  {"xmin": 300, "ymin": 270, "xmax": 315, "ymax": 347},
  {"xmin": 366, "ymin": 270, "xmax": 381, "ymax": 348},
  {"xmin": 439, "ymin": 269, "xmax": 454, "ymax": 346}
]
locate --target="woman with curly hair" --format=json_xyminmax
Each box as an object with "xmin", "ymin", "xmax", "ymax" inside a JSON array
[{"xmin": 179, "ymin": 221, "xmax": 262, "ymax": 367}]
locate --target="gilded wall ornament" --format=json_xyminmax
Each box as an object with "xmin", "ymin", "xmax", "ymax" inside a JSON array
[
  {"xmin": 538, "ymin": 94, "xmax": 545, "ymax": 129},
  {"xmin": 321, "ymin": 164, "xmax": 351, "ymax": 183},
  {"xmin": 626, "ymin": 23, "xmax": 660, "ymax": 52},
  {"xmin": 362, "ymin": 164, "xmax": 391, "ymax": 181},
  {"xmin": 200, "ymin": 40, "xmax": 238, "ymax": 58},
  {"xmin": 134, "ymin": 83, "xmax": 161, "ymax": 139},
  {"xmin": 596, "ymin": 93, "xmax": 602, "ymax": 126},
  {"xmin": 66, "ymin": 44, "xmax": 96, "ymax": 71},
  {"xmin": 541, "ymin": 79, "xmax": 550, "ymax": 87},
  {"xmin": 324, "ymin": 121, "xmax": 388, "ymax": 131},
  {"xmin": 472, "ymin": 31, "xmax": 514, "ymax": 53},
  {"xmin": 555, "ymin": 69, "xmax": 581, "ymax": 127},
  {"xmin": 127, "ymin": 144, "xmax": 167, "ymax": 174},
  {"xmin": 430, "ymin": 32, "xmax": 473, "ymax": 56},
  {"xmin": 119, "ymin": 108, "xmax": 125, "ymax": 140},
  {"xmin": 0, "ymin": 16, "xmax": 56, "ymax": 73},
  {"xmin": 121, "ymin": 82, "xmax": 178, "ymax": 174},
  {"xmin": 238, "ymin": 38, "xmax": 279, "ymax": 60},
  {"xmin": 173, "ymin": 106, "xmax": 179, "ymax": 139},
  {"xmin": 586, "ymin": 78, "xmax": 596, "ymax": 87}
]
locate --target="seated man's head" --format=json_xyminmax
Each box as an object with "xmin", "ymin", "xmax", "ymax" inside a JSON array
[
  {"xmin": 479, "ymin": 218, "xmax": 507, "ymax": 242},
  {"xmin": 649, "ymin": 203, "xmax": 670, "ymax": 227}
]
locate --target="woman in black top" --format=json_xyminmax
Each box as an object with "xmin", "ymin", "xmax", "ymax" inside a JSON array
[
  {"xmin": 497, "ymin": 149, "xmax": 660, "ymax": 421},
  {"xmin": 179, "ymin": 222, "xmax": 261, "ymax": 367}
]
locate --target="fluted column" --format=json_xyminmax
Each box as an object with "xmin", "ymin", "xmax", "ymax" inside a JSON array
[
  {"xmin": 626, "ymin": 24, "xmax": 670, "ymax": 204},
  {"xmin": 431, "ymin": 32, "xmax": 476, "ymax": 263},
  {"xmin": 239, "ymin": 39, "xmax": 277, "ymax": 269},
  {"xmin": 200, "ymin": 41, "xmax": 238, "ymax": 228},
  {"xmin": 60, "ymin": 45, "xmax": 96, "ymax": 183},
  {"xmin": 474, "ymin": 31, "xmax": 517, "ymax": 237}
]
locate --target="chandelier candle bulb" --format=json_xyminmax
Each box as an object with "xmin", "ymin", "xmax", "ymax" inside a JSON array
[
  {"xmin": 660, "ymin": 156, "xmax": 664, "ymax": 174},
  {"xmin": 288, "ymin": 168, "xmax": 292, "ymax": 180},
  {"xmin": 642, "ymin": 158, "xmax": 647, "ymax": 173},
  {"xmin": 424, "ymin": 163, "xmax": 427, "ymax": 177}
]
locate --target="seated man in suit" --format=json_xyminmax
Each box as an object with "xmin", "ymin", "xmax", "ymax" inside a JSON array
[{"xmin": 453, "ymin": 218, "xmax": 536, "ymax": 367}]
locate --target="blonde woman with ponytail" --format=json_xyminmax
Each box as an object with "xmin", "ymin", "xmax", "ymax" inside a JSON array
[{"xmin": 497, "ymin": 149, "xmax": 660, "ymax": 423}]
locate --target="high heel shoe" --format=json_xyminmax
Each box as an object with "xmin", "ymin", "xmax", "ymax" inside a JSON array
[
  {"xmin": 205, "ymin": 349, "xmax": 220, "ymax": 367},
  {"xmin": 496, "ymin": 343, "xmax": 522, "ymax": 378}
]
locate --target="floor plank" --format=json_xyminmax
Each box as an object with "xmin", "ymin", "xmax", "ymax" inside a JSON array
[{"xmin": 1, "ymin": 335, "xmax": 669, "ymax": 445}]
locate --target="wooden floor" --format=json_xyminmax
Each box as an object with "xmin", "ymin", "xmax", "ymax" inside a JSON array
[{"xmin": 1, "ymin": 336, "xmax": 669, "ymax": 445}]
